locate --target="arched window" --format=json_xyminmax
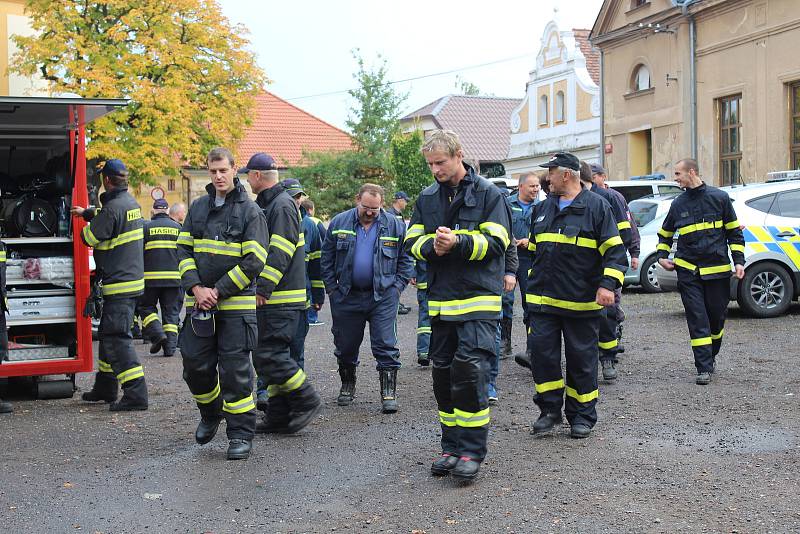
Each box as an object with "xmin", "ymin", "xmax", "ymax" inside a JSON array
[
  {"xmin": 539, "ymin": 94, "xmax": 549, "ymax": 125},
  {"xmin": 632, "ymin": 64, "xmax": 651, "ymax": 92},
  {"xmin": 555, "ymin": 91, "xmax": 565, "ymax": 123}
]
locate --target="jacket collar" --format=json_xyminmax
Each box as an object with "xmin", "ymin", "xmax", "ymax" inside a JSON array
[
  {"xmin": 255, "ymin": 183, "xmax": 286, "ymax": 207},
  {"xmin": 204, "ymin": 178, "xmax": 248, "ymax": 204},
  {"xmin": 99, "ymin": 186, "xmax": 128, "ymax": 205},
  {"xmin": 152, "ymin": 213, "xmax": 171, "ymax": 220}
]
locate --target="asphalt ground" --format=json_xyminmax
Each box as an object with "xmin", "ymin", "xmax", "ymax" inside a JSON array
[{"xmin": 1, "ymin": 288, "xmax": 799, "ymax": 533}]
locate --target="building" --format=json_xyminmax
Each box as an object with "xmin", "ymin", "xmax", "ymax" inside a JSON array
[
  {"xmin": 506, "ymin": 18, "xmax": 602, "ymax": 181},
  {"xmin": 401, "ymin": 95, "xmax": 522, "ymax": 176},
  {"xmin": 0, "ymin": 0, "xmax": 47, "ymax": 96},
  {"xmin": 591, "ymin": 0, "xmax": 800, "ymax": 184}
]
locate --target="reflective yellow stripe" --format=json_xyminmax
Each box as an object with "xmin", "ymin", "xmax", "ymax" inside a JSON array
[
  {"xmin": 439, "ymin": 410, "xmax": 457, "ymax": 427},
  {"xmin": 103, "ymin": 278, "xmax": 145, "ymax": 296},
  {"xmin": 223, "ymin": 395, "xmax": 255, "ymax": 414},
  {"xmin": 658, "ymin": 228, "xmax": 675, "ymax": 238},
  {"xmin": 428, "ymin": 295, "xmax": 502, "ymax": 317},
  {"xmin": 117, "ymin": 366, "xmax": 144, "ymax": 384},
  {"xmin": 730, "ymin": 244, "xmax": 745, "ymax": 253},
  {"xmin": 218, "ymin": 295, "xmax": 256, "ymax": 311},
  {"xmin": 724, "ymin": 220, "xmax": 740, "ymax": 230},
  {"xmin": 144, "ymin": 271, "xmax": 181, "ymax": 280},
  {"xmin": 242, "ymin": 240, "xmax": 267, "ymax": 263},
  {"xmin": 227, "ymin": 265, "xmax": 251, "ymax": 290},
  {"xmin": 699, "ymin": 264, "xmax": 731, "ymax": 276},
  {"xmin": 679, "ymin": 220, "xmax": 723, "ymax": 235},
  {"xmin": 141, "ymin": 313, "xmax": 159, "ymax": 328},
  {"xmin": 604, "ymin": 267, "xmax": 625, "ymax": 285},
  {"xmin": 416, "ymin": 282, "xmax": 428, "ymax": 290},
  {"xmin": 98, "ymin": 359, "xmax": 113, "ymax": 373},
  {"xmin": 469, "ymin": 234, "xmax": 489, "ymax": 261},
  {"xmin": 163, "ymin": 323, "xmax": 178, "ymax": 333},
  {"xmin": 674, "ymin": 258, "xmax": 697, "ymax": 271},
  {"xmin": 144, "ymin": 240, "xmax": 177, "ymax": 250},
  {"xmin": 307, "ymin": 250, "xmax": 322, "ymax": 260},
  {"xmin": 266, "ymin": 289, "xmax": 307, "ymax": 305},
  {"xmin": 411, "ymin": 234, "xmax": 434, "ymax": 261},
  {"xmin": 711, "ymin": 329, "xmax": 724, "ymax": 340},
  {"xmin": 566, "ymin": 386, "xmax": 598, "ymax": 403},
  {"xmin": 526, "ymin": 294, "xmax": 602, "ymax": 311},
  {"xmin": 416, "ymin": 326, "xmax": 432, "ymax": 334},
  {"xmin": 528, "ymin": 241, "xmax": 537, "ymax": 252},
  {"xmin": 179, "ymin": 258, "xmax": 197, "ymax": 275},
  {"xmin": 599, "ymin": 236, "xmax": 623, "ymax": 255},
  {"xmin": 405, "ymin": 224, "xmax": 425, "ymax": 240},
  {"xmin": 270, "ymin": 234, "xmax": 297, "ymax": 256},
  {"xmin": 280, "ymin": 369, "xmax": 307, "ymax": 393},
  {"xmin": 656, "ymin": 243, "xmax": 672, "ymax": 252},
  {"xmin": 193, "ymin": 381, "xmax": 221, "ymax": 404},
  {"xmin": 194, "ymin": 239, "xmax": 243, "ymax": 257},
  {"xmin": 94, "ymin": 228, "xmax": 144, "ymax": 250},
  {"xmin": 332, "ymin": 229, "xmax": 356, "ymax": 236},
  {"xmin": 691, "ymin": 336, "xmax": 712, "ymax": 347},
  {"xmin": 177, "ymin": 232, "xmax": 194, "ymax": 246},
  {"xmin": 535, "ymin": 379, "xmax": 565, "ymax": 393},
  {"xmin": 82, "ymin": 225, "xmax": 101, "ymax": 246},
  {"xmin": 478, "ymin": 222, "xmax": 511, "ymax": 248},
  {"xmin": 380, "ymin": 236, "xmax": 399, "ymax": 242},
  {"xmin": 260, "ymin": 265, "xmax": 283, "ymax": 285},
  {"xmin": 0, "ymin": 250, "xmax": 5, "ymax": 262},
  {"xmin": 617, "ymin": 221, "xmax": 631, "ymax": 230},
  {"xmin": 535, "ymin": 233, "xmax": 597, "ymax": 249},
  {"xmin": 311, "ymin": 280, "xmax": 325, "ymax": 288},
  {"xmin": 454, "ymin": 407, "xmax": 490, "ymax": 428},
  {"xmin": 599, "ymin": 339, "xmax": 618, "ymax": 350}
]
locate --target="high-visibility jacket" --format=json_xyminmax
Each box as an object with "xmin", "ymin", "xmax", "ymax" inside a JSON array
[
  {"xmin": 142, "ymin": 213, "xmax": 181, "ymax": 287},
  {"xmin": 302, "ymin": 213, "xmax": 325, "ymax": 306},
  {"xmin": 80, "ymin": 187, "xmax": 144, "ymax": 298},
  {"xmin": 177, "ymin": 180, "xmax": 267, "ymax": 313},
  {"xmin": 525, "ymin": 188, "xmax": 628, "ymax": 317},
  {"xmin": 589, "ymin": 183, "xmax": 633, "ymax": 254},
  {"xmin": 656, "ymin": 182, "xmax": 745, "ymax": 279},
  {"xmin": 255, "ymin": 184, "xmax": 307, "ymax": 309},
  {"xmin": 405, "ymin": 165, "xmax": 511, "ymax": 321},
  {"xmin": 386, "ymin": 206, "xmax": 404, "ymax": 222}
]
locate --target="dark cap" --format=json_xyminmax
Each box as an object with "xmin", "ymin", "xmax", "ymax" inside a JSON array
[
  {"xmin": 539, "ymin": 152, "xmax": 580, "ymax": 172},
  {"xmin": 281, "ymin": 178, "xmax": 305, "ymax": 197},
  {"xmin": 100, "ymin": 159, "xmax": 127, "ymax": 177},
  {"xmin": 239, "ymin": 152, "xmax": 277, "ymax": 174},
  {"xmin": 394, "ymin": 191, "xmax": 410, "ymax": 201},
  {"xmin": 153, "ymin": 198, "xmax": 169, "ymax": 210},
  {"xmin": 590, "ymin": 163, "xmax": 607, "ymax": 175},
  {"xmin": 190, "ymin": 309, "xmax": 216, "ymax": 338}
]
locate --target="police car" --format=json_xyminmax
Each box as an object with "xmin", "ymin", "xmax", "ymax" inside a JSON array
[{"xmin": 657, "ymin": 180, "xmax": 800, "ymax": 317}]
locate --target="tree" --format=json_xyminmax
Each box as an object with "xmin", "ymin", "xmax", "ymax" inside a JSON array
[
  {"xmin": 389, "ymin": 129, "xmax": 432, "ymax": 201},
  {"xmin": 455, "ymin": 75, "xmax": 481, "ymax": 96},
  {"xmin": 11, "ymin": 0, "xmax": 265, "ymax": 184},
  {"xmin": 345, "ymin": 51, "xmax": 406, "ymax": 164}
]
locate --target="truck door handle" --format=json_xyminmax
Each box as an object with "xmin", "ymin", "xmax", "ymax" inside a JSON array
[{"xmin": 777, "ymin": 231, "xmax": 796, "ymax": 237}]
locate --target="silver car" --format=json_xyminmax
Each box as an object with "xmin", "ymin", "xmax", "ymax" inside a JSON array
[{"xmin": 624, "ymin": 196, "xmax": 678, "ymax": 292}]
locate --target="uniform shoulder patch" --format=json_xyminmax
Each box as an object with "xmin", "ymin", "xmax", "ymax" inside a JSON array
[{"xmin": 127, "ymin": 208, "xmax": 142, "ymax": 221}]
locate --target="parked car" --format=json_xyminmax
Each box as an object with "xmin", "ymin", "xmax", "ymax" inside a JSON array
[
  {"xmin": 624, "ymin": 196, "xmax": 678, "ymax": 292},
  {"xmin": 657, "ymin": 181, "xmax": 800, "ymax": 317},
  {"xmin": 606, "ymin": 175, "xmax": 683, "ymax": 205}
]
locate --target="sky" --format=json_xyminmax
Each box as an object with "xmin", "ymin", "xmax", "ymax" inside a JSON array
[{"xmin": 218, "ymin": 0, "xmax": 606, "ymax": 131}]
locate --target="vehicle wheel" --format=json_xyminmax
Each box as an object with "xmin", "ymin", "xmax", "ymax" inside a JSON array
[
  {"xmin": 639, "ymin": 255, "xmax": 662, "ymax": 293},
  {"xmin": 738, "ymin": 262, "xmax": 794, "ymax": 318}
]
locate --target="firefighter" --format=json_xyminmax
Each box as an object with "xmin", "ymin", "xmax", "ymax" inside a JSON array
[
  {"xmin": 321, "ymin": 183, "xmax": 413, "ymax": 414},
  {"xmin": 656, "ymin": 158, "xmax": 745, "ymax": 385},
  {"xmin": 387, "ymin": 191, "xmax": 412, "ymax": 315},
  {"xmin": 72, "ymin": 159, "xmax": 148, "ymax": 411},
  {"xmin": 0, "ymin": 239, "xmax": 10, "ymax": 414},
  {"xmin": 405, "ymin": 129, "xmax": 511, "ymax": 481},
  {"xmin": 242, "ymin": 154, "xmax": 323, "ymax": 435},
  {"xmin": 300, "ymin": 199, "xmax": 326, "ymax": 327},
  {"xmin": 413, "ymin": 259, "xmax": 431, "ymax": 366},
  {"xmin": 282, "ymin": 179, "xmax": 312, "ymax": 367},
  {"xmin": 527, "ymin": 152, "xmax": 628, "ymax": 439},
  {"xmin": 137, "ymin": 198, "xmax": 182, "ymax": 357},
  {"xmin": 177, "ymin": 147, "xmax": 267, "ymax": 461}
]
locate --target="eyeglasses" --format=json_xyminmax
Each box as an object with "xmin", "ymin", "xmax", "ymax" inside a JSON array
[{"xmin": 358, "ymin": 203, "xmax": 381, "ymax": 215}]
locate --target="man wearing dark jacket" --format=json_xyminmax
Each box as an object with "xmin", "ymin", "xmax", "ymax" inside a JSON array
[
  {"xmin": 72, "ymin": 159, "xmax": 148, "ymax": 412},
  {"xmin": 0, "ymin": 241, "xmax": 10, "ymax": 414},
  {"xmin": 656, "ymin": 158, "xmax": 745, "ymax": 385},
  {"xmin": 387, "ymin": 191, "xmax": 412, "ymax": 315}
]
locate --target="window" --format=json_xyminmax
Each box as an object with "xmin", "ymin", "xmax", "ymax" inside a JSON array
[
  {"xmin": 631, "ymin": 64, "xmax": 651, "ymax": 92},
  {"xmin": 792, "ymin": 83, "xmax": 800, "ymax": 169},
  {"xmin": 745, "ymin": 194, "xmax": 776, "ymax": 214},
  {"xmin": 775, "ymin": 190, "xmax": 800, "ymax": 217},
  {"xmin": 167, "ymin": 178, "xmax": 176, "ymax": 192},
  {"xmin": 539, "ymin": 94, "xmax": 549, "ymax": 125},
  {"xmin": 555, "ymin": 91, "xmax": 565, "ymax": 123},
  {"xmin": 719, "ymin": 94, "xmax": 742, "ymax": 186},
  {"xmin": 632, "ymin": 0, "xmax": 649, "ymax": 7},
  {"xmin": 658, "ymin": 185, "xmax": 683, "ymax": 195}
]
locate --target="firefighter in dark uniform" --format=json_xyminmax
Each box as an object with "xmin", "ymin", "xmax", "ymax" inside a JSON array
[
  {"xmin": 300, "ymin": 198, "xmax": 326, "ymax": 327},
  {"xmin": 72, "ymin": 159, "xmax": 148, "ymax": 411},
  {"xmin": 0, "ymin": 240, "xmax": 11, "ymax": 414},
  {"xmin": 387, "ymin": 191, "xmax": 412, "ymax": 315},
  {"xmin": 321, "ymin": 183, "xmax": 413, "ymax": 414},
  {"xmin": 137, "ymin": 198, "xmax": 182, "ymax": 357},
  {"xmin": 527, "ymin": 152, "xmax": 628, "ymax": 439},
  {"xmin": 413, "ymin": 259, "xmax": 431, "ymax": 366},
  {"xmin": 177, "ymin": 148, "xmax": 267, "ymax": 461},
  {"xmin": 405, "ymin": 129, "xmax": 512, "ymax": 481},
  {"xmin": 241, "ymin": 154, "xmax": 322, "ymax": 435},
  {"xmin": 657, "ymin": 158, "xmax": 745, "ymax": 385}
]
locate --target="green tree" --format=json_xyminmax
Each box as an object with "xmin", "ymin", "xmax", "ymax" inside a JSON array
[
  {"xmin": 11, "ymin": 0, "xmax": 266, "ymax": 184},
  {"xmin": 455, "ymin": 75, "xmax": 481, "ymax": 96},
  {"xmin": 389, "ymin": 129, "xmax": 432, "ymax": 201}
]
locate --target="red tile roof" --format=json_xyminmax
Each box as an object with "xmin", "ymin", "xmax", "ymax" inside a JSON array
[
  {"xmin": 237, "ymin": 91, "xmax": 353, "ymax": 168},
  {"xmin": 573, "ymin": 29, "xmax": 600, "ymax": 85},
  {"xmin": 402, "ymin": 95, "xmax": 522, "ymax": 162}
]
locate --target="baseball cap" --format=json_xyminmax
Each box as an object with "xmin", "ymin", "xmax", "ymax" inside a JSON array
[
  {"xmin": 100, "ymin": 159, "xmax": 127, "ymax": 177},
  {"xmin": 153, "ymin": 198, "xmax": 169, "ymax": 210},
  {"xmin": 539, "ymin": 152, "xmax": 580, "ymax": 171},
  {"xmin": 190, "ymin": 308, "xmax": 216, "ymax": 338},
  {"xmin": 239, "ymin": 152, "xmax": 277, "ymax": 174},
  {"xmin": 590, "ymin": 163, "xmax": 607, "ymax": 175},
  {"xmin": 394, "ymin": 191, "xmax": 410, "ymax": 201},
  {"xmin": 281, "ymin": 178, "xmax": 305, "ymax": 197}
]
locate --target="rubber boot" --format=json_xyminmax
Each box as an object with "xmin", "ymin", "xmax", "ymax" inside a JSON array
[
  {"xmin": 337, "ymin": 364, "xmax": 356, "ymax": 406},
  {"xmin": 379, "ymin": 368, "xmax": 398, "ymax": 414},
  {"xmin": 256, "ymin": 395, "xmax": 289, "ymax": 434},
  {"xmin": 82, "ymin": 372, "xmax": 119, "ymax": 403},
  {"xmin": 286, "ymin": 382, "xmax": 323, "ymax": 433},
  {"xmin": 500, "ymin": 317, "xmax": 513, "ymax": 359}
]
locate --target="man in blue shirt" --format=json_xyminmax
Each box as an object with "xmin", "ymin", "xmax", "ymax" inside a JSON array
[{"xmin": 321, "ymin": 184, "xmax": 414, "ymax": 414}]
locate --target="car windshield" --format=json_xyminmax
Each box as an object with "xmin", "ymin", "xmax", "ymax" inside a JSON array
[{"xmin": 629, "ymin": 201, "xmax": 659, "ymax": 227}]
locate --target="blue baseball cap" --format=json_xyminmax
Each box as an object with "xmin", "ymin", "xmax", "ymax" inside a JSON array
[
  {"xmin": 153, "ymin": 198, "xmax": 169, "ymax": 210},
  {"xmin": 281, "ymin": 179, "xmax": 305, "ymax": 197},
  {"xmin": 540, "ymin": 152, "xmax": 580, "ymax": 172},
  {"xmin": 394, "ymin": 191, "xmax": 410, "ymax": 201},
  {"xmin": 100, "ymin": 159, "xmax": 127, "ymax": 177},
  {"xmin": 239, "ymin": 152, "xmax": 277, "ymax": 174}
]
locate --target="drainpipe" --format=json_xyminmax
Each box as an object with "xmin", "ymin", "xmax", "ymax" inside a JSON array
[
  {"xmin": 685, "ymin": 4, "xmax": 697, "ymax": 160},
  {"xmin": 599, "ymin": 50, "xmax": 605, "ymax": 166}
]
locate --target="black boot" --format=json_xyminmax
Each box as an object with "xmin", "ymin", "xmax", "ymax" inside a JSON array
[
  {"xmin": 149, "ymin": 334, "xmax": 167, "ymax": 354},
  {"xmin": 379, "ymin": 369, "xmax": 398, "ymax": 414},
  {"xmin": 286, "ymin": 382, "xmax": 323, "ymax": 433},
  {"xmin": 532, "ymin": 412, "xmax": 562, "ymax": 434},
  {"xmin": 0, "ymin": 399, "xmax": 12, "ymax": 414},
  {"xmin": 500, "ymin": 317, "xmax": 513, "ymax": 359},
  {"xmin": 195, "ymin": 417, "xmax": 222, "ymax": 444},
  {"xmin": 109, "ymin": 376, "xmax": 148, "ymax": 411},
  {"xmin": 337, "ymin": 364, "xmax": 357, "ymax": 406},
  {"xmin": 81, "ymin": 372, "xmax": 118, "ymax": 403},
  {"xmin": 256, "ymin": 395, "xmax": 290, "ymax": 434},
  {"xmin": 430, "ymin": 453, "xmax": 459, "ymax": 476},
  {"xmin": 616, "ymin": 323, "xmax": 625, "ymax": 354},
  {"xmin": 226, "ymin": 439, "xmax": 252, "ymax": 460},
  {"xmin": 514, "ymin": 349, "xmax": 531, "ymax": 370},
  {"xmin": 450, "ymin": 457, "xmax": 481, "ymax": 481},
  {"xmin": 601, "ymin": 360, "xmax": 617, "ymax": 381}
]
